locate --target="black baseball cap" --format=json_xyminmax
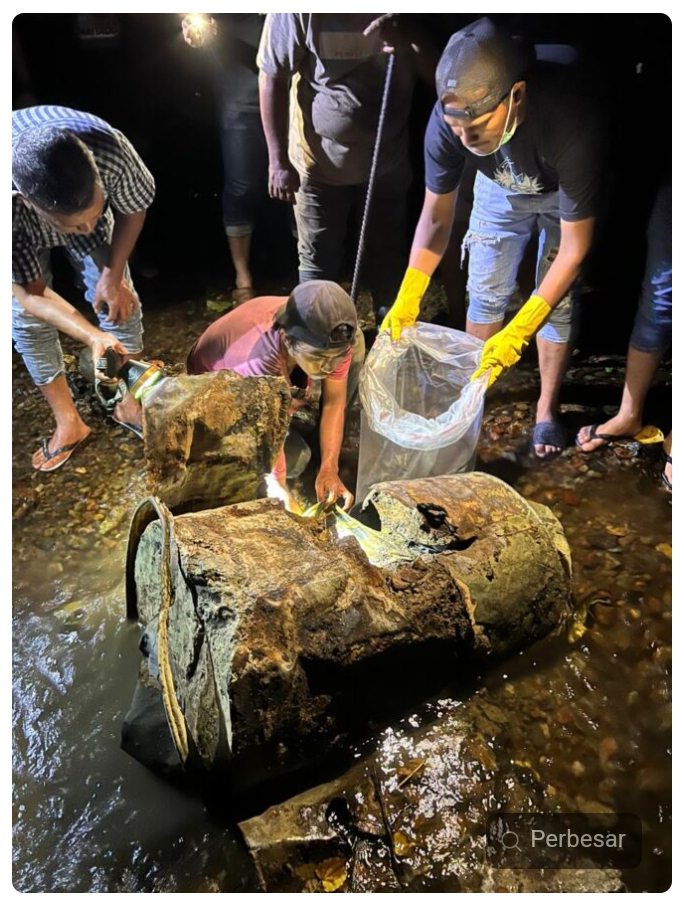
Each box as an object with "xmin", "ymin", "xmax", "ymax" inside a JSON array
[
  {"xmin": 274, "ymin": 280, "xmax": 357, "ymax": 350},
  {"xmin": 436, "ymin": 17, "xmax": 535, "ymax": 119}
]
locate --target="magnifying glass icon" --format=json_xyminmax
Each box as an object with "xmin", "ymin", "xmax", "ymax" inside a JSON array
[{"xmin": 501, "ymin": 830, "xmax": 520, "ymax": 850}]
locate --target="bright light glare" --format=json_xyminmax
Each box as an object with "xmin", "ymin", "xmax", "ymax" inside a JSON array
[{"xmin": 264, "ymin": 473, "xmax": 302, "ymax": 514}]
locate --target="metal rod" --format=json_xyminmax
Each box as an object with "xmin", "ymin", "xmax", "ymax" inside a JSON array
[{"xmin": 350, "ymin": 52, "xmax": 395, "ymax": 305}]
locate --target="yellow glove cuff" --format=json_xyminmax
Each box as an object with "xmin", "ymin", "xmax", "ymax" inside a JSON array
[
  {"xmin": 397, "ymin": 266, "xmax": 431, "ymax": 302},
  {"xmin": 511, "ymin": 294, "xmax": 552, "ymax": 344}
]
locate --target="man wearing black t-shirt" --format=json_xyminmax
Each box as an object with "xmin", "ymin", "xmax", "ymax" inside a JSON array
[{"xmin": 381, "ymin": 18, "xmax": 599, "ymax": 457}]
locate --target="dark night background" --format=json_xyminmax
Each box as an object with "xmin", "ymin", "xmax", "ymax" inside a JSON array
[{"xmin": 12, "ymin": 12, "xmax": 672, "ymax": 353}]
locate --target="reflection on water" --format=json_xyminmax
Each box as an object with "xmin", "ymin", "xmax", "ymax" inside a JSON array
[{"xmin": 12, "ymin": 545, "xmax": 255, "ymax": 893}]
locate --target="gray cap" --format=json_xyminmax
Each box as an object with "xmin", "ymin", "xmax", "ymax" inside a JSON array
[
  {"xmin": 436, "ymin": 17, "xmax": 535, "ymax": 119},
  {"xmin": 274, "ymin": 281, "xmax": 357, "ymax": 350}
]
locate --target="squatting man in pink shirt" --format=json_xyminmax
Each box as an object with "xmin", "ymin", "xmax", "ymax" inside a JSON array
[{"xmin": 187, "ymin": 280, "xmax": 365, "ymax": 511}]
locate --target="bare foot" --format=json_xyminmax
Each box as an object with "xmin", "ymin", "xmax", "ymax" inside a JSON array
[
  {"xmin": 113, "ymin": 392, "xmax": 142, "ymax": 428},
  {"xmin": 235, "ymin": 272, "xmax": 253, "ymax": 292},
  {"xmin": 576, "ymin": 414, "xmax": 641, "ymax": 453},
  {"xmin": 32, "ymin": 420, "xmax": 91, "ymax": 471}
]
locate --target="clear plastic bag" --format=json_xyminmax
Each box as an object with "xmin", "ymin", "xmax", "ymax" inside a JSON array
[{"xmin": 356, "ymin": 323, "xmax": 487, "ymax": 502}]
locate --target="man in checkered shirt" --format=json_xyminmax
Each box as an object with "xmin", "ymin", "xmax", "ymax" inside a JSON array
[{"xmin": 12, "ymin": 106, "xmax": 155, "ymax": 471}]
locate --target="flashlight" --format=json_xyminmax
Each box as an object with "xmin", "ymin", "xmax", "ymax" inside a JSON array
[
  {"xmin": 96, "ymin": 348, "xmax": 165, "ymax": 403},
  {"xmin": 184, "ymin": 13, "xmax": 215, "ymax": 46},
  {"xmin": 187, "ymin": 13, "xmax": 207, "ymax": 30}
]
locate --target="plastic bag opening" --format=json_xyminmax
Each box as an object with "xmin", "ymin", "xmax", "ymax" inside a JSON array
[
  {"xmin": 359, "ymin": 323, "xmax": 487, "ymax": 450},
  {"xmin": 356, "ymin": 323, "xmax": 486, "ymax": 504}
]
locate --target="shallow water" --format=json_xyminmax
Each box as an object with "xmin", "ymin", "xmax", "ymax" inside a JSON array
[
  {"xmin": 12, "ymin": 301, "xmax": 671, "ymax": 892},
  {"xmin": 316, "ymin": 443, "xmax": 670, "ymax": 893},
  {"xmin": 12, "ymin": 300, "xmax": 258, "ymax": 893},
  {"xmin": 12, "ymin": 528, "xmax": 257, "ymax": 892}
]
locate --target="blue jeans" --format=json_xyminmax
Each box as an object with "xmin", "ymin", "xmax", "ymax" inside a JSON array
[
  {"xmin": 630, "ymin": 181, "xmax": 672, "ymax": 354},
  {"xmin": 462, "ymin": 172, "xmax": 577, "ymax": 343},
  {"xmin": 12, "ymin": 247, "xmax": 144, "ymax": 386},
  {"xmin": 219, "ymin": 109, "xmax": 268, "ymax": 237}
]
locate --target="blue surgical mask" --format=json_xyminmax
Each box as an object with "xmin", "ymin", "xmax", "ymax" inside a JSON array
[{"xmin": 469, "ymin": 91, "xmax": 518, "ymax": 157}]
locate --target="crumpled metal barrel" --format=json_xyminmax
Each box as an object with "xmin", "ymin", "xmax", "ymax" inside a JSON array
[{"xmin": 122, "ymin": 472, "xmax": 572, "ymax": 795}]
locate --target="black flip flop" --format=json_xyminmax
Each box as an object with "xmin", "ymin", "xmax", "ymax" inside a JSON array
[
  {"xmin": 574, "ymin": 422, "xmax": 630, "ymax": 450},
  {"xmin": 532, "ymin": 421, "xmax": 567, "ymax": 459},
  {"xmin": 33, "ymin": 433, "xmax": 90, "ymax": 472},
  {"xmin": 662, "ymin": 451, "xmax": 672, "ymax": 491}
]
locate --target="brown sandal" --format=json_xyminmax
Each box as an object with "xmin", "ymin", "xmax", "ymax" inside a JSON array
[{"xmin": 231, "ymin": 287, "xmax": 255, "ymax": 306}]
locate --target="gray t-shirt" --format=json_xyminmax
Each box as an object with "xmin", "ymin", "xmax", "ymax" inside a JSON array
[{"xmin": 257, "ymin": 13, "xmax": 414, "ymax": 186}]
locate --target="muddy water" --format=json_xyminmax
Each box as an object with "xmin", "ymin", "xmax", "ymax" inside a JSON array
[
  {"xmin": 331, "ymin": 388, "xmax": 671, "ymax": 892},
  {"xmin": 505, "ymin": 469, "xmax": 672, "ymax": 893},
  {"xmin": 12, "ymin": 301, "xmax": 257, "ymax": 892},
  {"xmin": 12, "ymin": 484, "xmax": 256, "ymax": 892},
  {"xmin": 12, "ymin": 302, "xmax": 671, "ymax": 892}
]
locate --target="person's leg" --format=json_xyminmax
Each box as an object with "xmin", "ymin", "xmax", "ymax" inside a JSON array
[
  {"xmin": 464, "ymin": 173, "xmax": 535, "ymax": 341},
  {"xmin": 345, "ymin": 328, "xmax": 366, "ymax": 405},
  {"xmin": 12, "ymin": 252, "xmax": 91, "ymax": 470},
  {"xmin": 577, "ymin": 180, "xmax": 672, "ymax": 451},
  {"xmin": 284, "ymin": 429, "xmax": 312, "ymax": 479},
  {"xmin": 576, "ymin": 348, "xmax": 662, "ymax": 450},
  {"xmin": 33, "ymin": 377, "xmax": 92, "ymax": 469},
  {"xmin": 533, "ymin": 206, "xmax": 578, "ymax": 457},
  {"xmin": 534, "ymin": 338, "xmax": 573, "ymax": 456},
  {"xmin": 80, "ymin": 247, "xmax": 145, "ymax": 429},
  {"xmin": 294, "ymin": 177, "xmax": 350, "ymax": 284},
  {"xmin": 227, "ymin": 233, "xmax": 253, "ymax": 295},
  {"xmin": 467, "ymin": 319, "xmax": 505, "ymax": 341},
  {"xmin": 220, "ymin": 109, "xmax": 268, "ymax": 295}
]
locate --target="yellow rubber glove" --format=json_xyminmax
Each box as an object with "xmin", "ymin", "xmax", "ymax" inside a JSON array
[
  {"xmin": 380, "ymin": 267, "xmax": 431, "ymax": 341},
  {"xmin": 471, "ymin": 294, "xmax": 552, "ymax": 387}
]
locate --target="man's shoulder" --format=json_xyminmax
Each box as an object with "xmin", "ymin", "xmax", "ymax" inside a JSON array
[
  {"xmin": 13, "ymin": 105, "xmax": 113, "ymax": 138},
  {"xmin": 12, "ymin": 191, "xmax": 26, "ymax": 218},
  {"xmin": 426, "ymin": 100, "xmax": 447, "ymax": 130},
  {"xmin": 213, "ymin": 295, "xmax": 288, "ymax": 340},
  {"xmin": 425, "ymin": 101, "xmax": 458, "ymax": 155}
]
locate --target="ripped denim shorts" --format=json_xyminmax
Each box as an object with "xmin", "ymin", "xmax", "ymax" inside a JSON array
[{"xmin": 462, "ymin": 171, "xmax": 577, "ymax": 344}]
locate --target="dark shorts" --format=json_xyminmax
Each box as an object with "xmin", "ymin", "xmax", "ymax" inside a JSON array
[{"xmin": 630, "ymin": 182, "xmax": 672, "ymax": 354}]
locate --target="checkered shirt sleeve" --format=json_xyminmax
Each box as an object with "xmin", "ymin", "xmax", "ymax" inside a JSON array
[{"xmin": 12, "ymin": 193, "xmax": 43, "ymax": 286}]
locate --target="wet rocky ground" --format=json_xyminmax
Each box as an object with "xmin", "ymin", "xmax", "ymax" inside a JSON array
[{"xmin": 12, "ymin": 285, "xmax": 671, "ymax": 892}]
